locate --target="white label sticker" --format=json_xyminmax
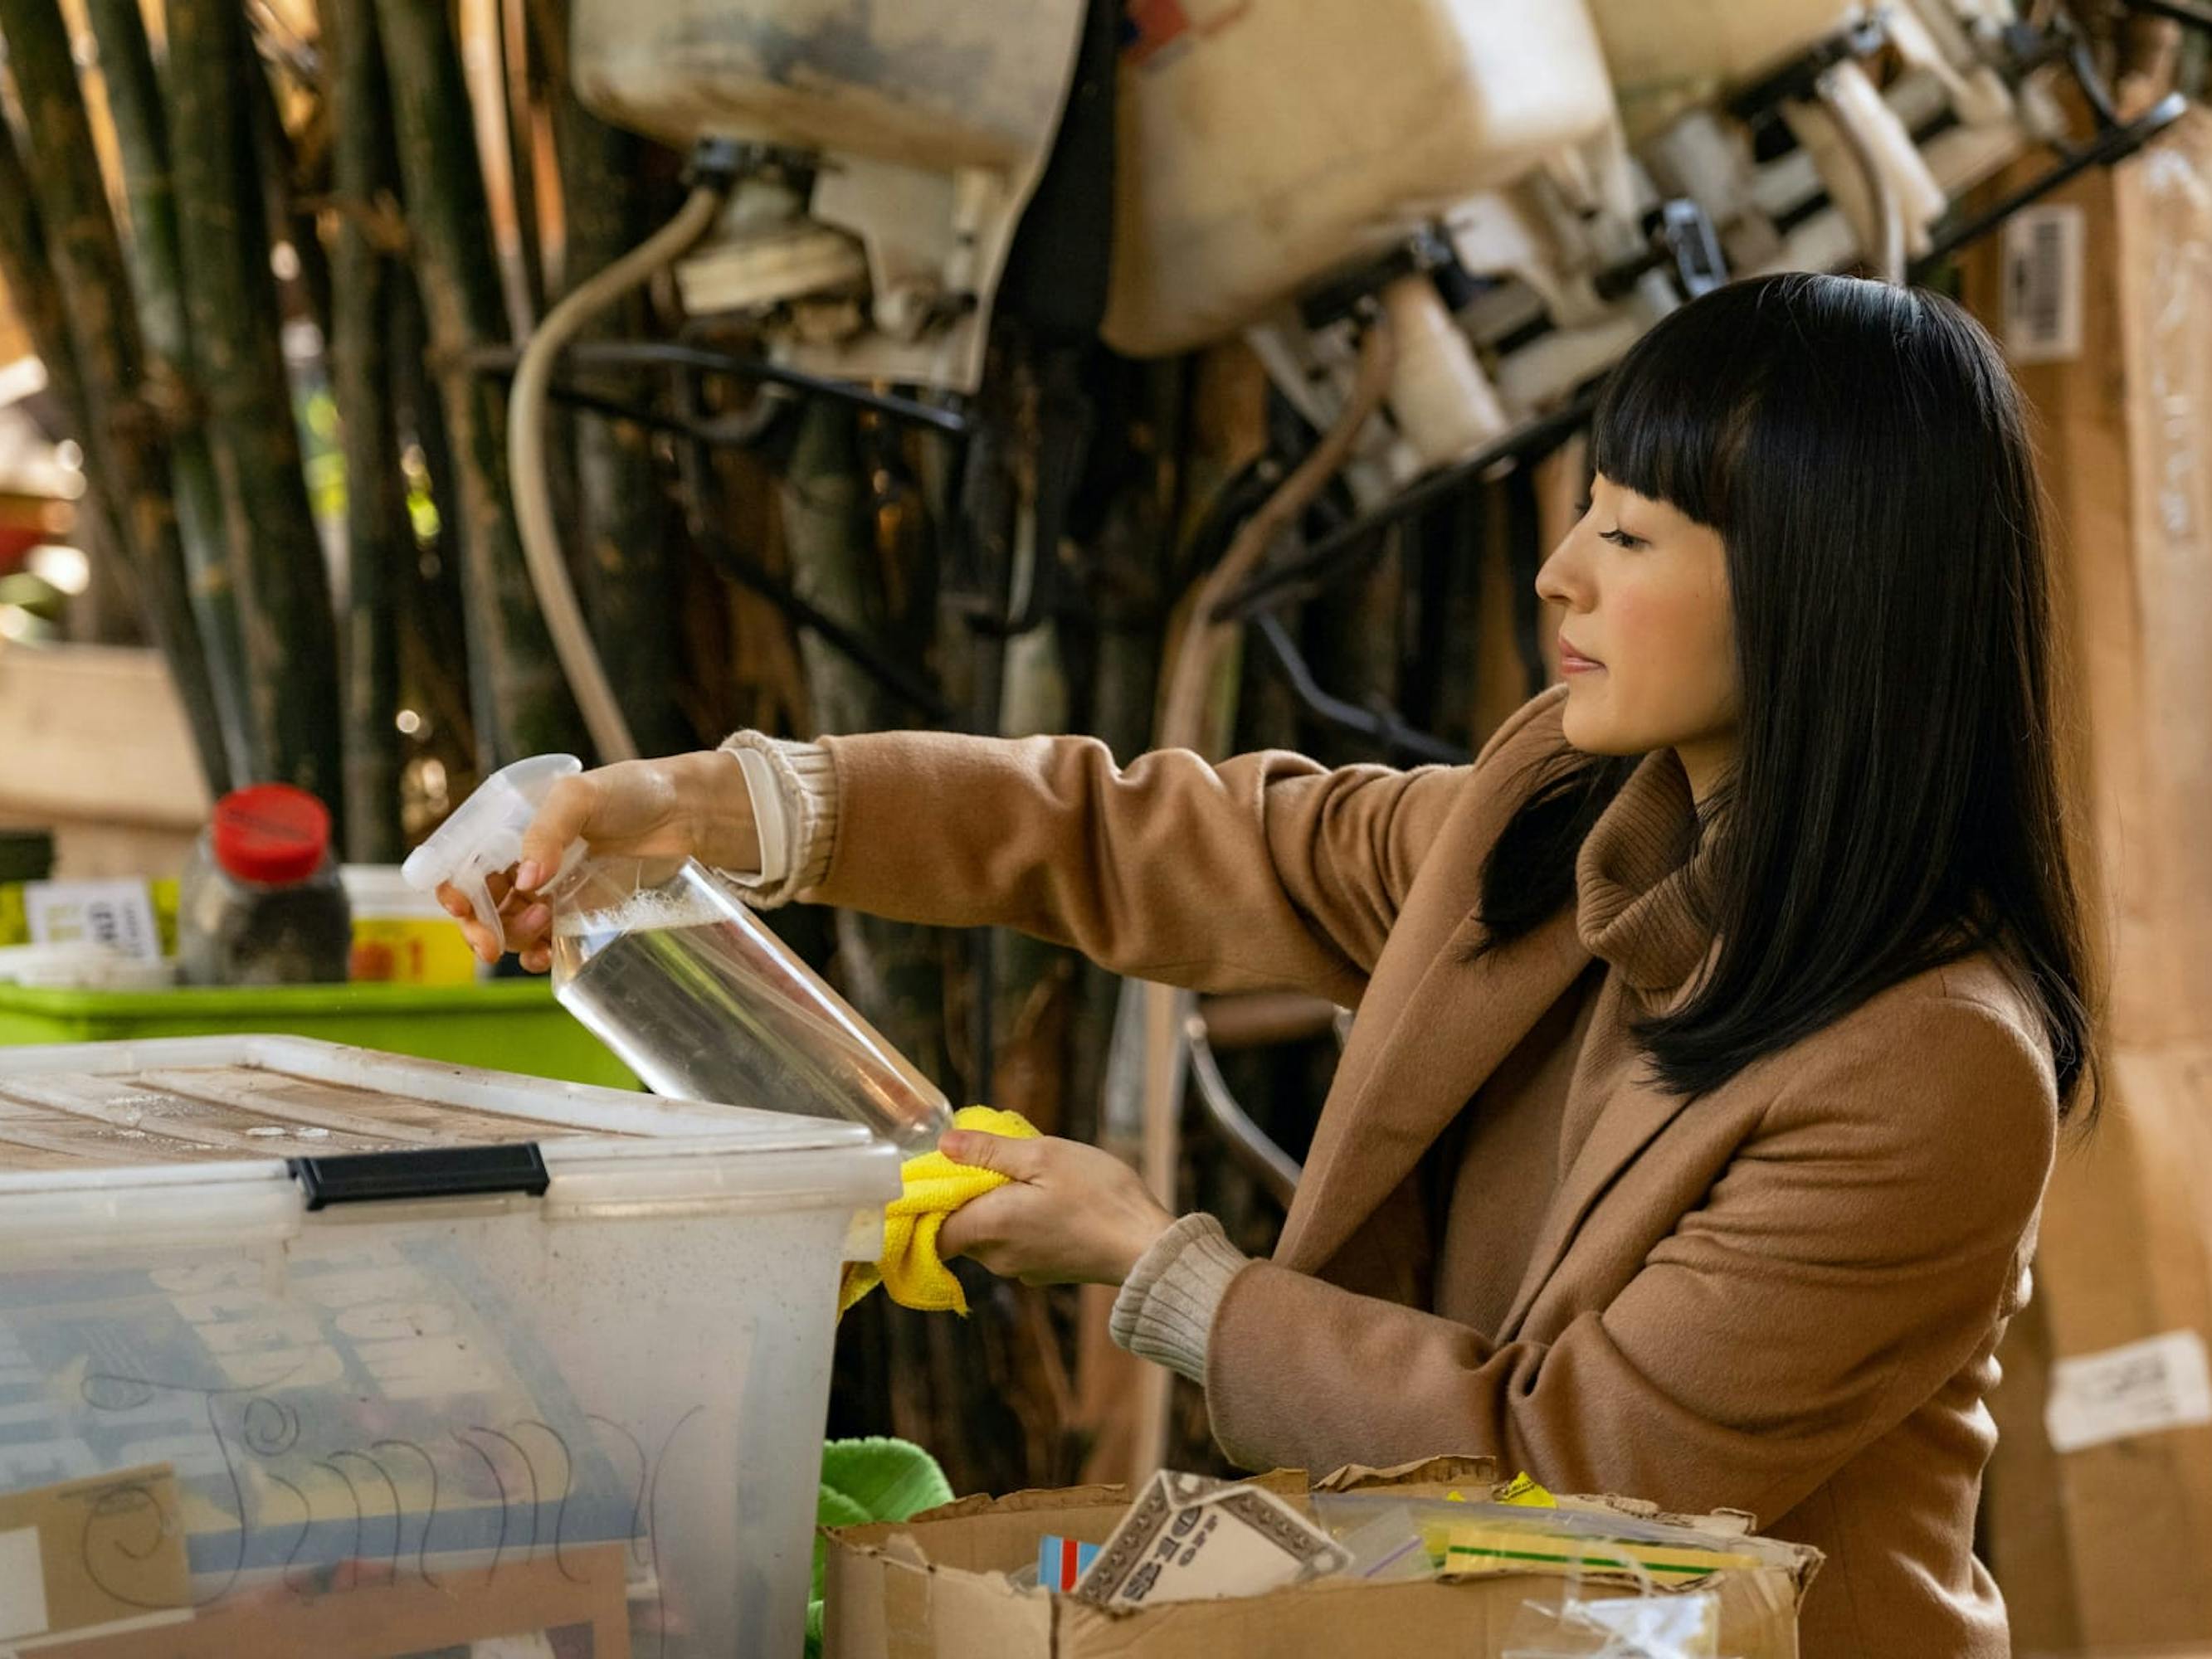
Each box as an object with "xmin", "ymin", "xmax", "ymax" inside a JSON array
[
  {"xmin": 0, "ymin": 1525, "xmax": 47, "ymax": 1640},
  {"xmin": 21, "ymin": 880, "xmax": 161, "ymax": 961},
  {"xmin": 2045, "ymin": 1329, "xmax": 2212, "ymax": 1453},
  {"xmin": 2002, "ymin": 204, "xmax": 2085, "ymax": 364}
]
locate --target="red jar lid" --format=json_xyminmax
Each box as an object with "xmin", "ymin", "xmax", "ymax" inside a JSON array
[{"xmin": 211, "ymin": 785, "xmax": 332, "ymax": 885}]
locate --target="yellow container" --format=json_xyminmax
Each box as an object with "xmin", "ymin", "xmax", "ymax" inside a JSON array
[{"xmin": 341, "ymin": 864, "xmax": 480, "ymax": 985}]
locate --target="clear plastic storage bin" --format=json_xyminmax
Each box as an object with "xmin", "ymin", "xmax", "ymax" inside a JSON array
[{"xmin": 0, "ymin": 1035, "xmax": 899, "ymax": 1657}]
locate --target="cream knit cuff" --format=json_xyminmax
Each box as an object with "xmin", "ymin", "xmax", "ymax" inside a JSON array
[
  {"xmin": 1109, "ymin": 1213, "xmax": 1251, "ymax": 1385},
  {"xmin": 714, "ymin": 732, "xmax": 840, "ymax": 907}
]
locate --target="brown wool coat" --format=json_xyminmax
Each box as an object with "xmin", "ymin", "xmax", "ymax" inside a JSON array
[{"xmin": 809, "ymin": 684, "xmax": 2059, "ymax": 1657}]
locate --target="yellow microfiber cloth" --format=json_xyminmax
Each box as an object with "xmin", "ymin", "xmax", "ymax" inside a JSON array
[{"xmin": 838, "ymin": 1106, "xmax": 1040, "ymax": 1317}]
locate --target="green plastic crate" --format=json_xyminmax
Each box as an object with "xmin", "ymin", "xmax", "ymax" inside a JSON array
[{"xmin": 0, "ymin": 979, "xmax": 638, "ymax": 1090}]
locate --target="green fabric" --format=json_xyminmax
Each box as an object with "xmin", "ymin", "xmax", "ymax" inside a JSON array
[{"xmin": 807, "ymin": 1437, "xmax": 953, "ymax": 1659}]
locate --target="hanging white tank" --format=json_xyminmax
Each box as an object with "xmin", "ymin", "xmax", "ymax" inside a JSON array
[
  {"xmin": 568, "ymin": 0, "xmax": 1089, "ymax": 393},
  {"xmin": 1101, "ymin": 0, "xmax": 1618, "ymax": 359},
  {"xmin": 1100, "ymin": 0, "xmax": 1620, "ymax": 469}
]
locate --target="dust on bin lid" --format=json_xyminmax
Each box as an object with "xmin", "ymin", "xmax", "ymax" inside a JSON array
[
  {"xmin": 0, "ymin": 829, "xmax": 53, "ymax": 884},
  {"xmin": 211, "ymin": 785, "xmax": 331, "ymax": 885},
  {"xmin": 0, "ymin": 1035, "xmax": 899, "ymax": 1213}
]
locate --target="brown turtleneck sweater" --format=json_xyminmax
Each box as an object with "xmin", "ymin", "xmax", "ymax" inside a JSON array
[{"xmin": 1111, "ymin": 742, "xmax": 1725, "ymax": 1382}]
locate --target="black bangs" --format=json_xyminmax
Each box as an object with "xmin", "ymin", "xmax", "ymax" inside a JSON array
[{"xmin": 1586, "ymin": 279, "xmax": 1798, "ymax": 530}]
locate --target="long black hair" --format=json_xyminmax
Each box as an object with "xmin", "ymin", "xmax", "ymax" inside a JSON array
[{"xmin": 1475, "ymin": 272, "xmax": 2099, "ymax": 1118}]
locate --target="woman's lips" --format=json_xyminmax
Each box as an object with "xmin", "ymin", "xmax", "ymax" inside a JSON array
[{"xmin": 1558, "ymin": 637, "xmax": 1604, "ymax": 674}]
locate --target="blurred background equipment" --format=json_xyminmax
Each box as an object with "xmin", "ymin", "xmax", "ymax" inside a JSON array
[{"xmin": 0, "ymin": 8, "xmax": 2204, "ymax": 1653}]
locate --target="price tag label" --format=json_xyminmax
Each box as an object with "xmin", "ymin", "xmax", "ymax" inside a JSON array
[{"xmin": 22, "ymin": 880, "xmax": 163, "ymax": 961}]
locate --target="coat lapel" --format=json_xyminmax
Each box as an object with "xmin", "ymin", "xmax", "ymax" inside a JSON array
[
  {"xmin": 1491, "ymin": 1068, "xmax": 1697, "ymax": 1339},
  {"xmin": 1274, "ymin": 903, "xmax": 1591, "ymax": 1276},
  {"xmin": 1271, "ymin": 693, "xmax": 1591, "ymax": 1279},
  {"xmin": 1274, "ymin": 722, "xmax": 1721, "ymax": 1314},
  {"xmin": 1490, "ymin": 928, "xmax": 1722, "ymax": 1338}
]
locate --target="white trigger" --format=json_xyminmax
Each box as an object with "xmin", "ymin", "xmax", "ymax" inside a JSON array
[{"xmin": 469, "ymin": 875, "xmax": 505, "ymax": 956}]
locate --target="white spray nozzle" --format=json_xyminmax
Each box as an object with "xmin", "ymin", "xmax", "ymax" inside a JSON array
[{"xmin": 400, "ymin": 754, "xmax": 585, "ymax": 956}]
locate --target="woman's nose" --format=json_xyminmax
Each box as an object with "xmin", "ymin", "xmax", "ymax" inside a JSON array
[{"xmin": 1535, "ymin": 538, "xmax": 1583, "ymax": 610}]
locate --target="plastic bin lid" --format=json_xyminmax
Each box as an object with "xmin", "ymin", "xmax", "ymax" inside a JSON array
[{"xmin": 0, "ymin": 1034, "xmax": 898, "ymax": 1201}]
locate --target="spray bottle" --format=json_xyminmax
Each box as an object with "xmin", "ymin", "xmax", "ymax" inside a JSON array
[{"xmin": 402, "ymin": 755, "xmax": 953, "ymax": 1153}]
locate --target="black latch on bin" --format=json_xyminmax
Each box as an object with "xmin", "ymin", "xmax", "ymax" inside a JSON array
[{"xmin": 289, "ymin": 1144, "xmax": 550, "ymax": 1210}]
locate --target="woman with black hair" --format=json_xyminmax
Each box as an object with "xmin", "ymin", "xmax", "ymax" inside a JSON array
[{"xmin": 460, "ymin": 272, "xmax": 2096, "ymax": 1656}]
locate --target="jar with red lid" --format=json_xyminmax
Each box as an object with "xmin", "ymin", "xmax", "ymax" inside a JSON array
[{"xmin": 177, "ymin": 785, "xmax": 352, "ymax": 985}]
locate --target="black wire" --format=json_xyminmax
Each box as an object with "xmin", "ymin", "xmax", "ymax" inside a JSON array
[
  {"xmin": 1207, "ymin": 390, "xmax": 1600, "ymax": 623},
  {"xmin": 566, "ymin": 341, "xmax": 970, "ymax": 437},
  {"xmin": 463, "ymin": 341, "xmax": 969, "ymax": 437},
  {"xmin": 1177, "ymin": 458, "xmax": 1469, "ymax": 766},
  {"xmin": 657, "ymin": 362, "xmax": 949, "ymax": 719},
  {"xmin": 1173, "ymin": 455, "xmax": 1284, "ymax": 599},
  {"xmin": 538, "ymin": 379, "xmax": 787, "ymax": 448},
  {"xmin": 1251, "ymin": 612, "xmax": 1469, "ymax": 765},
  {"xmin": 697, "ymin": 535, "xmax": 951, "ymax": 722}
]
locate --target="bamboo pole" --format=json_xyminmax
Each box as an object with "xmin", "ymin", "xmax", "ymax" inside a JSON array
[
  {"xmin": 498, "ymin": 0, "xmax": 545, "ymax": 324},
  {"xmin": 321, "ymin": 0, "xmax": 407, "ymax": 859},
  {"xmin": 389, "ymin": 273, "xmax": 480, "ymax": 795},
  {"xmin": 83, "ymin": 0, "xmax": 254, "ymax": 786},
  {"xmin": 782, "ymin": 399, "xmax": 951, "ymax": 1076},
  {"xmin": 164, "ymin": 0, "xmax": 341, "ymax": 806},
  {"xmin": 376, "ymin": 0, "xmax": 583, "ymax": 767},
  {"xmin": 0, "ymin": 110, "xmax": 129, "ymax": 619},
  {"xmin": 242, "ymin": 36, "xmax": 334, "ymax": 348},
  {"xmin": 546, "ymin": 26, "xmax": 685, "ymax": 756},
  {"xmin": 454, "ymin": 0, "xmax": 534, "ymax": 339},
  {"xmin": 0, "ymin": 0, "xmax": 233, "ymax": 795}
]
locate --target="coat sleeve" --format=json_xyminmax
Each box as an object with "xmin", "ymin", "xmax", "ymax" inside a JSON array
[
  {"xmin": 805, "ymin": 688, "xmax": 1568, "ymax": 1005},
  {"xmin": 1201, "ymin": 994, "xmax": 2057, "ymax": 1525}
]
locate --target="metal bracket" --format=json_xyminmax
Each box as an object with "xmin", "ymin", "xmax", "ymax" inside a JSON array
[{"xmin": 1593, "ymin": 197, "xmax": 1731, "ymax": 304}]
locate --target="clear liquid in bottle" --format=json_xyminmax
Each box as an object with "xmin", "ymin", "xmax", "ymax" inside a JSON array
[
  {"xmin": 403, "ymin": 754, "xmax": 952, "ymax": 1151},
  {"xmin": 548, "ymin": 861, "xmax": 952, "ymax": 1155}
]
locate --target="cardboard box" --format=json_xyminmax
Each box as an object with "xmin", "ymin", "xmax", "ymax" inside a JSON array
[
  {"xmin": 1955, "ymin": 108, "xmax": 2212, "ymax": 1658},
  {"xmin": 823, "ymin": 1457, "xmax": 1820, "ymax": 1658}
]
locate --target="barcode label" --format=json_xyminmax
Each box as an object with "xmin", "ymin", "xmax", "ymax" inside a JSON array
[
  {"xmin": 2002, "ymin": 204, "xmax": 2085, "ymax": 363},
  {"xmin": 2045, "ymin": 1329, "xmax": 2212, "ymax": 1453}
]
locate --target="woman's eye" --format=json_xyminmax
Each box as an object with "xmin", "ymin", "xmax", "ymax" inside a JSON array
[{"xmin": 1598, "ymin": 528, "xmax": 1645, "ymax": 550}]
